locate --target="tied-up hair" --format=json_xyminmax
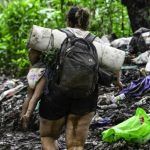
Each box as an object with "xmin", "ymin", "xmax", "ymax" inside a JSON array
[
  {"xmin": 67, "ymin": 6, "xmax": 90, "ymax": 30},
  {"xmin": 75, "ymin": 8, "xmax": 90, "ymax": 30}
]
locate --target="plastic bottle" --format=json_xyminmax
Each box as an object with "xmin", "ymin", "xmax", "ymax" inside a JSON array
[{"xmin": 111, "ymin": 93, "xmax": 126, "ymax": 104}]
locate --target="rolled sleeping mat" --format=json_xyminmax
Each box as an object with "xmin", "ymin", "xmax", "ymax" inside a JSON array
[
  {"xmin": 27, "ymin": 25, "xmax": 125, "ymax": 71},
  {"xmin": 102, "ymin": 45, "xmax": 125, "ymax": 71},
  {"xmin": 94, "ymin": 41, "xmax": 125, "ymax": 71},
  {"xmin": 27, "ymin": 25, "xmax": 53, "ymax": 52}
]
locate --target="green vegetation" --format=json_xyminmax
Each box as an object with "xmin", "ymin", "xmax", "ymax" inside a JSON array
[{"xmin": 0, "ymin": 0, "xmax": 131, "ymax": 77}]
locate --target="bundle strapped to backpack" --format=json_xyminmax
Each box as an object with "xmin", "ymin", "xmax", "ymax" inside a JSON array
[{"xmin": 51, "ymin": 29, "xmax": 99, "ymax": 98}]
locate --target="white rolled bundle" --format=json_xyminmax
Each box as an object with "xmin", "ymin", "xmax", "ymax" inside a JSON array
[
  {"xmin": 27, "ymin": 25, "xmax": 53, "ymax": 52},
  {"xmin": 27, "ymin": 25, "xmax": 125, "ymax": 71},
  {"xmin": 94, "ymin": 41, "xmax": 125, "ymax": 71},
  {"xmin": 102, "ymin": 46, "xmax": 125, "ymax": 71}
]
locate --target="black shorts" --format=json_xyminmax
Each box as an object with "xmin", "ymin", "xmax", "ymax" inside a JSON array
[{"xmin": 39, "ymin": 85, "xmax": 98, "ymax": 120}]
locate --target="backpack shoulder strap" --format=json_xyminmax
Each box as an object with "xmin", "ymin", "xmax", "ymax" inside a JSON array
[
  {"xmin": 85, "ymin": 33, "xmax": 98, "ymax": 59},
  {"xmin": 60, "ymin": 29, "xmax": 96, "ymax": 43},
  {"xmin": 59, "ymin": 28, "xmax": 76, "ymax": 39},
  {"xmin": 85, "ymin": 33, "xmax": 96, "ymax": 43}
]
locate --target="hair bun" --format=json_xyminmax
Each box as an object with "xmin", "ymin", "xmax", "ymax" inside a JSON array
[
  {"xmin": 75, "ymin": 8, "xmax": 83, "ymax": 18},
  {"xmin": 68, "ymin": 6, "xmax": 90, "ymax": 30}
]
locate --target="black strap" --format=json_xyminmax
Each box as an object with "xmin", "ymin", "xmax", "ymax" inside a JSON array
[
  {"xmin": 59, "ymin": 29, "xmax": 75, "ymax": 39},
  {"xmin": 85, "ymin": 33, "xmax": 96, "ymax": 43}
]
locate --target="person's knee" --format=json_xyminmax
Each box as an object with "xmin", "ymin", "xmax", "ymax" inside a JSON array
[
  {"xmin": 67, "ymin": 140, "xmax": 84, "ymax": 150},
  {"xmin": 41, "ymin": 137, "xmax": 58, "ymax": 150}
]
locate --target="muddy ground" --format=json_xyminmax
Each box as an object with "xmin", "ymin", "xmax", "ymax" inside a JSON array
[{"xmin": 0, "ymin": 70, "xmax": 150, "ymax": 150}]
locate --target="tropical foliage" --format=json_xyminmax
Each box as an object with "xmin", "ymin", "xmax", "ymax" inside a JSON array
[{"xmin": 0, "ymin": 0, "xmax": 131, "ymax": 77}]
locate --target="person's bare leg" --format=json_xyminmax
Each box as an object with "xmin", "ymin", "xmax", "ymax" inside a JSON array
[
  {"xmin": 40, "ymin": 117, "xmax": 66, "ymax": 150},
  {"xmin": 65, "ymin": 112, "xmax": 94, "ymax": 150}
]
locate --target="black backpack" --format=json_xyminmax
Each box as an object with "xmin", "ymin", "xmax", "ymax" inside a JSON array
[{"xmin": 51, "ymin": 29, "xmax": 99, "ymax": 98}]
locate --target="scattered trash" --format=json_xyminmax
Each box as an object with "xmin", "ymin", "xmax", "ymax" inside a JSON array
[
  {"xmin": 111, "ymin": 37, "xmax": 132, "ymax": 51},
  {"xmin": 2, "ymin": 27, "xmax": 150, "ymax": 149},
  {"xmin": 131, "ymin": 96, "xmax": 150, "ymax": 108},
  {"xmin": 1, "ymin": 71, "xmax": 150, "ymax": 149},
  {"xmin": 111, "ymin": 93, "xmax": 126, "ymax": 104},
  {"xmin": 91, "ymin": 116, "xmax": 111, "ymax": 127},
  {"xmin": 132, "ymin": 50, "xmax": 150, "ymax": 65},
  {"xmin": 0, "ymin": 84, "xmax": 25, "ymax": 102}
]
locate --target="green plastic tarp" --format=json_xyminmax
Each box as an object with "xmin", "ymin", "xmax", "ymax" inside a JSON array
[{"xmin": 102, "ymin": 108, "xmax": 150, "ymax": 143}]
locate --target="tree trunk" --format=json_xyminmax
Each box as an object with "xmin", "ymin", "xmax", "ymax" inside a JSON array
[{"xmin": 121, "ymin": 0, "xmax": 150, "ymax": 32}]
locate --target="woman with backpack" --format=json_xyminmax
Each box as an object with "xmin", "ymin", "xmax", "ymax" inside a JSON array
[
  {"xmin": 39, "ymin": 7, "xmax": 99, "ymax": 150},
  {"xmin": 27, "ymin": 6, "xmax": 125, "ymax": 150}
]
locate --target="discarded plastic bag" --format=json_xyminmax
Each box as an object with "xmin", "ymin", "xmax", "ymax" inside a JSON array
[{"xmin": 102, "ymin": 108, "xmax": 150, "ymax": 143}]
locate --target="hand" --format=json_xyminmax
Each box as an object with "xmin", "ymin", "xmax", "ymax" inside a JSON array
[
  {"xmin": 118, "ymin": 81, "xmax": 124, "ymax": 90},
  {"xmin": 20, "ymin": 113, "xmax": 30, "ymax": 130}
]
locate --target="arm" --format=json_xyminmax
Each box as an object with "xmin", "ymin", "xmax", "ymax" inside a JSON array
[
  {"xmin": 113, "ymin": 70, "xmax": 124, "ymax": 90},
  {"xmin": 25, "ymin": 77, "xmax": 46, "ymax": 117},
  {"xmin": 20, "ymin": 86, "xmax": 34, "ymax": 119}
]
